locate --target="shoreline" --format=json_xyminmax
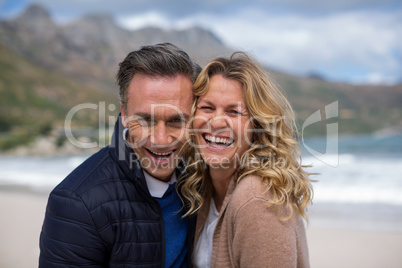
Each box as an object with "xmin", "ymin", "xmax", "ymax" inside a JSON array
[
  {"xmin": 308, "ymin": 202, "xmax": 402, "ymax": 233},
  {"xmin": 2, "ymin": 130, "xmax": 402, "ymax": 157},
  {"xmin": 3, "ymin": 185, "xmax": 402, "ymax": 233}
]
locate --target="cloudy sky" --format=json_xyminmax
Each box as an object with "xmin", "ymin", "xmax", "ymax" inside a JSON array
[{"xmin": 1, "ymin": 0, "xmax": 401, "ymax": 85}]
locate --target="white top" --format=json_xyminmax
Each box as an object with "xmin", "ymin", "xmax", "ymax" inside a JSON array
[
  {"xmin": 194, "ymin": 199, "xmax": 220, "ymax": 268},
  {"xmin": 143, "ymin": 170, "xmax": 176, "ymax": 198}
]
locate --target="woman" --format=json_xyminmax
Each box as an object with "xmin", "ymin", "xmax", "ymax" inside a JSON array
[{"xmin": 181, "ymin": 52, "xmax": 313, "ymax": 267}]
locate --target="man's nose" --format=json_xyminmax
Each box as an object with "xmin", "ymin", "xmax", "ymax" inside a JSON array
[{"xmin": 150, "ymin": 122, "xmax": 172, "ymax": 146}]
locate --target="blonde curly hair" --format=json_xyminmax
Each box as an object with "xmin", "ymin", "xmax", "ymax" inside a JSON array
[{"xmin": 180, "ymin": 52, "xmax": 313, "ymax": 221}]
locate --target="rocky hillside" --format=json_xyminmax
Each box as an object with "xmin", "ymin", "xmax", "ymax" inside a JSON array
[
  {"xmin": 272, "ymin": 72, "xmax": 402, "ymax": 135},
  {"xmin": 0, "ymin": 42, "xmax": 118, "ymax": 151},
  {"xmin": 1, "ymin": 4, "xmax": 401, "ymax": 152},
  {"xmin": 0, "ymin": 4, "xmax": 231, "ymax": 91}
]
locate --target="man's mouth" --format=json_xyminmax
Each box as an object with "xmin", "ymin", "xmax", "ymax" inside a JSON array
[
  {"xmin": 203, "ymin": 134, "xmax": 234, "ymax": 148},
  {"xmin": 146, "ymin": 149, "xmax": 175, "ymax": 159}
]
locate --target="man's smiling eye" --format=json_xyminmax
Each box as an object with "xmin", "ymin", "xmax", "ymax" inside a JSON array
[
  {"xmin": 167, "ymin": 117, "xmax": 187, "ymax": 128},
  {"xmin": 138, "ymin": 117, "xmax": 150, "ymax": 121},
  {"xmin": 136, "ymin": 117, "xmax": 155, "ymax": 126},
  {"xmin": 171, "ymin": 118, "xmax": 185, "ymax": 124}
]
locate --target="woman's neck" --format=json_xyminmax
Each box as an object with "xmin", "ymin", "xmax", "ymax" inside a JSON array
[{"xmin": 209, "ymin": 166, "xmax": 236, "ymax": 212}]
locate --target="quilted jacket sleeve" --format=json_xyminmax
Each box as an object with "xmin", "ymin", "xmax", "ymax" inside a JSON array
[{"xmin": 39, "ymin": 189, "xmax": 107, "ymax": 267}]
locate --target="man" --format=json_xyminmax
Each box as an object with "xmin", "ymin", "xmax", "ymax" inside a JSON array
[{"xmin": 39, "ymin": 43, "xmax": 201, "ymax": 267}]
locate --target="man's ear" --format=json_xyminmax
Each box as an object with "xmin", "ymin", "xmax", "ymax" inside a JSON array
[{"xmin": 120, "ymin": 103, "xmax": 128, "ymax": 128}]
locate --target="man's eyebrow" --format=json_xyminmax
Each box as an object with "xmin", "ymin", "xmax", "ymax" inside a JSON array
[
  {"xmin": 125, "ymin": 113, "xmax": 151, "ymax": 124},
  {"xmin": 133, "ymin": 112, "xmax": 152, "ymax": 119},
  {"xmin": 167, "ymin": 113, "xmax": 190, "ymax": 121},
  {"xmin": 127, "ymin": 112, "xmax": 190, "ymax": 121}
]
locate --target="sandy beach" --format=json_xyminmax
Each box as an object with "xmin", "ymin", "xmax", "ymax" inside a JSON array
[
  {"xmin": 1, "ymin": 189, "xmax": 402, "ymax": 268},
  {"xmin": 0, "ymin": 190, "xmax": 48, "ymax": 268}
]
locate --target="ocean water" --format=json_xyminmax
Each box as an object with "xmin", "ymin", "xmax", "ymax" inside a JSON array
[
  {"xmin": 0, "ymin": 133, "xmax": 401, "ymax": 231},
  {"xmin": 302, "ymin": 134, "xmax": 402, "ymax": 206},
  {"xmin": 0, "ymin": 155, "xmax": 89, "ymax": 194},
  {"xmin": 1, "ymin": 134, "xmax": 401, "ymax": 203},
  {"xmin": 301, "ymin": 133, "xmax": 402, "ymax": 231}
]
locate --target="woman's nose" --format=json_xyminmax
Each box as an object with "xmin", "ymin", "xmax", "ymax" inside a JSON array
[{"xmin": 209, "ymin": 113, "xmax": 228, "ymax": 130}]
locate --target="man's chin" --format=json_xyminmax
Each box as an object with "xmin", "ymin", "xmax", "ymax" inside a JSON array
[
  {"xmin": 135, "ymin": 149, "xmax": 183, "ymax": 181},
  {"xmin": 146, "ymin": 168, "xmax": 175, "ymax": 182}
]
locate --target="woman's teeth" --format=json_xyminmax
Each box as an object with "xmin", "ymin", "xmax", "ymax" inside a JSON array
[{"xmin": 204, "ymin": 134, "xmax": 233, "ymax": 146}]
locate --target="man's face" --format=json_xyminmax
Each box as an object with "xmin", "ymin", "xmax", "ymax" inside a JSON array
[{"xmin": 121, "ymin": 73, "xmax": 193, "ymax": 182}]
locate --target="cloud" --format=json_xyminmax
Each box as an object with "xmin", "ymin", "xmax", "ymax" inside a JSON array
[
  {"xmin": 6, "ymin": 0, "xmax": 402, "ymax": 19},
  {"xmin": 118, "ymin": 6, "xmax": 401, "ymax": 84},
  {"xmin": 117, "ymin": 11, "xmax": 172, "ymax": 30},
  {"xmin": 1, "ymin": 0, "xmax": 401, "ymax": 84},
  {"xmin": 352, "ymin": 72, "xmax": 399, "ymax": 85}
]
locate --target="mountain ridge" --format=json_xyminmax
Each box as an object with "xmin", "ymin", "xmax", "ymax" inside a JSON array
[
  {"xmin": 0, "ymin": 4, "xmax": 232, "ymax": 89},
  {"xmin": 1, "ymin": 4, "xmax": 401, "ymax": 152}
]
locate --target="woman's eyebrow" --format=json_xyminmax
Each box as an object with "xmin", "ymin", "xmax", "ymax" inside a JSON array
[{"xmin": 199, "ymin": 99, "xmax": 244, "ymax": 109}]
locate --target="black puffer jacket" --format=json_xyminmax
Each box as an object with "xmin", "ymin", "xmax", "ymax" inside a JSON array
[{"xmin": 39, "ymin": 116, "xmax": 194, "ymax": 267}]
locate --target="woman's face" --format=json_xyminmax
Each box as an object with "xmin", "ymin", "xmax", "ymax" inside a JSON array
[{"xmin": 193, "ymin": 74, "xmax": 253, "ymax": 170}]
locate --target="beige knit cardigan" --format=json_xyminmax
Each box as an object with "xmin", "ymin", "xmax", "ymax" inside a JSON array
[{"xmin": 194, "ymin": 175, "xmax": 310, "ymax": 268}]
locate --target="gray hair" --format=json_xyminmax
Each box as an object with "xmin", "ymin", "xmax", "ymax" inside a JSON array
[{"xmin": 116, "ymin": 43, "xmax": 201, "ymax": 113}]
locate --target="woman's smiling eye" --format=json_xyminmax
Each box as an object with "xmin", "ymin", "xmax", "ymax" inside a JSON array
[
  {"xmin": 228, "ymin": 110, "xmax": 242, "ymax": 115},
  {"xmin": 200, "ymin": 106, "xmax": 214, "ymax": 111}
]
